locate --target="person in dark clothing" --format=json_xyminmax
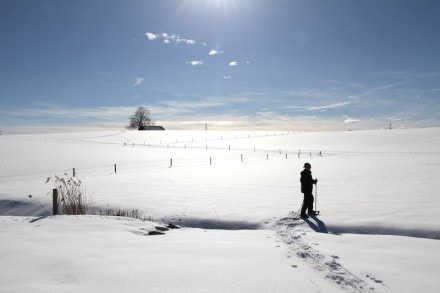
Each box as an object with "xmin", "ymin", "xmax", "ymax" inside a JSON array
[{"xmin": 300, "ymin": 162, "xmax": 318, "ymax": 218}]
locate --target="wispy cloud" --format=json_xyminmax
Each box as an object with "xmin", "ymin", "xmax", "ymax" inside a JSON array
[
  {"xmin": 305, "ymin": 101, "xmax": 351, "ymax": 111},
  {"xmin": 159, "ymin": 97, "xmax": 227, "ymax": 110},
  {"xmin": 229, "ymin": 61, "xmax": 238, "ymax": 66},
  {"xmin": 177, "ymin": 38, "xmax": 196, "ymax": 45},
  {"xmin": 0, "ymin": 106, "xmax": 136, "ymax": 128},
  {"xmin": 146, "ymin": 32, "xmax": 198, "ymax": 45},
  {"xmin": 343, "ymin": 116, "xmax": 360, "ymax": 124},
  {"xmin": 145, "ymin": 32, "xmax": 157, "ymax": 40},
  {"xmin": 282, "ymin": 101, "xmax": 351, "ymax": 112},
  {"xmin": 187, "ymin": 60, "xmax": 204, "ymax": 66},
  {"xmin": 133, "ymin": 77, "xmax": 144, "ymax": 86},
  {"xmin": 209, "ymin": 49, "xmax": 224, "ymax": 55}
]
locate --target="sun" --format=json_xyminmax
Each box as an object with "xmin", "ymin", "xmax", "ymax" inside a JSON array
[{"xmin": 182, "ymin": 0, "xmax": 248, "ymax": 15}]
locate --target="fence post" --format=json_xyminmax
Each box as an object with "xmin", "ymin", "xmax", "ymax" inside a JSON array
[
  {"xmin": 114, "ymin": 164, "xmax": 117, "ymax": 173},
  {"xmin": 241, "ymin": 154, "xmax": 243, "ymax": 162},
  {"xmin": 169, "ymin": 158, "xmax": 173, "ymax": 168},
  {"xmin": 52, "ymin": 189, "xmax": 58, "ymax": 216},
  {"xmin": 210, "ymin": 157, "xmax": 212, "ymax": 165},
  {"xmin": 73, "ymin": 168, "xmax": 76, "ymax": 177}
]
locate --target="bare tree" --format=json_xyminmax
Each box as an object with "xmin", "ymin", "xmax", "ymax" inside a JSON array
[{"xmin": 127, "ymin": 107, "xmax": 153, "ymax": 130}]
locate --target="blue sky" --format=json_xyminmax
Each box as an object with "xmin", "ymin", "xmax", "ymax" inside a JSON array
[{"xmin": 1, "ymin": 0, "xmax": 439, "ymax": 133}]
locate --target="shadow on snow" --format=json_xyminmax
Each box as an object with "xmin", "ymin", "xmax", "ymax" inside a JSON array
[
  {"xmin": 327, "ymin": 225, "xmax": 440, "ymax": 240},
  {"xmin": 177, "ymin": 217, "xmax": 262, "ymax": 230},
  {"xmin": 304, "ymin": 216, "xmax": 328, "ymax": 233},
  {"xmin": 284, "ymin": 212, "xmax": 440, "ymax": 240},
  {"xmin": 0, "ymin": 199, "xmax": 50, "ymax": 217}
]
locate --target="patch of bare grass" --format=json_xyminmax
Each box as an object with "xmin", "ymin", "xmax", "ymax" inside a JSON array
[{"xmin": 46, "ymin": 174, "xmax": 152, "ymax": 221}]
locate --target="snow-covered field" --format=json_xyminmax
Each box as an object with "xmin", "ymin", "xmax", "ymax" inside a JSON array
[{"xmin": 1, "ymin": 128, "xmax": 439, "ymax": 292}]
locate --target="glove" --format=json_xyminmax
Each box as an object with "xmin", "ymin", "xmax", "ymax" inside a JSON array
[{"xmin": 314, "ymin": 179, "xmax": 318, "ymax": 184}]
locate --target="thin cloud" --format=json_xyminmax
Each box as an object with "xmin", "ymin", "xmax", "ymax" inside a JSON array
[
  {"xmin": 176, "ymin": 38, "xmax": 196, "ymax": 45},
  {"xmin": 3, "ymin": 106, "xmax": 135, "ymax": 121},
  {"xmin": 282, "ymin": 101, "xmax": 351, "ymax": 112},
  {"xmin": 343, "ymin": 116, "xmax": 360, "ymax": 124},
  {"xmin": 145, "ymin": 32, "xmax": 157, "ymax": 40},
  {"xmin": 133, "ymin": 77, "xmax": 144, "ymax": 86},
  {"xmin": 229, "ymin": 61, "xmax": 238, "ymax": 66},
  {"xmin": 187, "ymin": 60, "xmax": 204, "ymax": 66},
  {"xmin": 209, "ymin": 49, "xmax": 224, "ymax": 55},
  {"xmin": 306, "ymin": 101, "xmax": 351, "ymax": 111},
  {"xmin": 160, "ymin": 98, "xmax": 227, "ymax": 110},
  {"xmin": 146, "ymin": 32, "xmax": 198, "ymax": 45}
]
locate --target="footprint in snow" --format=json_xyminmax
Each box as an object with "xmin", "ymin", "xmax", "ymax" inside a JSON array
[{"xmin": 366, "ymin": 274, "xmax": 384, "ymax": 284}]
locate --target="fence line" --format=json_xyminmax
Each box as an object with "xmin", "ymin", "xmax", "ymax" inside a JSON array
[{"xmin": 67, "ymin": 149, "xmax": 324, "ymax": 173}]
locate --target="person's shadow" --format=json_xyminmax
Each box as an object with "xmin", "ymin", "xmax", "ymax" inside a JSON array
[{"xmin": 304, "ymin": 215, "xmax": 328, "ymax": 233}]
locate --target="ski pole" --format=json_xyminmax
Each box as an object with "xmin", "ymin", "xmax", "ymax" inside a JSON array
[{"xmin": 314, "ymin": 183, "xmax": 318, "ymax": 212}]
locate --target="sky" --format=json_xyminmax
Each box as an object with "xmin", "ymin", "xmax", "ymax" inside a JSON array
[{"xmin": 1, "ymin": 0, "xmax": 439, "ymax": 133}]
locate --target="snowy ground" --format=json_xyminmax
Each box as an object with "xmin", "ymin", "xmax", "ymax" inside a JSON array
[{"xmin": 1, "ymin": 128, "xmax": 439, "ymax": 292}]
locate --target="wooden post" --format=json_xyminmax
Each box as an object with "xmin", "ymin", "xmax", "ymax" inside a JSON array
[
  {"xmin": 52, "ymin": 189, "xmax": 58, "ymax": 216},
  {"xmin": 241, "ymin": 154, "xmax": 243, "ymax": 162},
  {"xmin": 266, "ymin": 154, "xmax": 269, "ymax": 160},
  {"xmin": 114, "ymin": 164, "xmax": 117, "ymax": 173},
  {"xmin": 210, "ymin": 157, "xmax": 212, "ymax": 165},
  {"xmin": 73, "ymin": 168, "xmax": 76, "ymax": 177},
  {"xmin": 169, "ymin": 158, "xmax": 173, "ymax": 168}
]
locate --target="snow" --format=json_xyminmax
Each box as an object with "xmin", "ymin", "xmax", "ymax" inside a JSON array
[{"xmin": 1, "ymin": 128, "xmax": 439, "ymax": 292}]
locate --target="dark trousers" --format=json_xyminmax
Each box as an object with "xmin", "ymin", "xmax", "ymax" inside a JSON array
[{"xmin": 301, "ymin": 193, "xmax": 314, "ymax": 215}]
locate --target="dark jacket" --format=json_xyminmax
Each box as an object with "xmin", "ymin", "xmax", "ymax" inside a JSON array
[{"xmin": 300, "ymin": 169, "xmax": 317, "ymax": 194}]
